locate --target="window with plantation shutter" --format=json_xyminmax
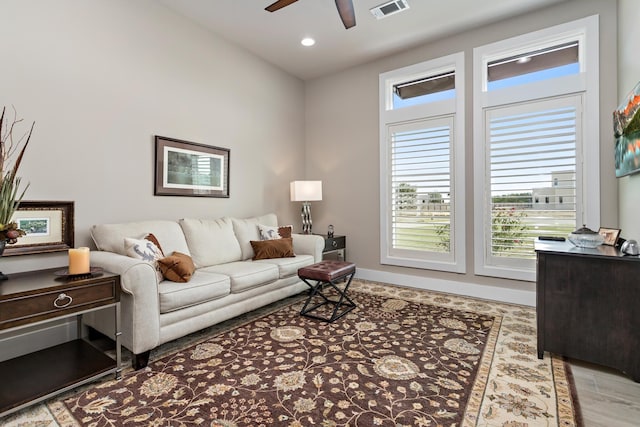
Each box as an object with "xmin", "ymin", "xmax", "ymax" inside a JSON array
[
  {"xmin": 380, "ymin": 53, "xmax": 465, "ymax": 272},
  {"xmin": 485, "ymin": 96, "xmax": 580, "ymax": 261},
  {"xmin": 473, "ymin": 15, "xmax": 599, "ymax": 281},
  {"xmin": 390, "ymin": 118, "xmax": 453, "ymax": 253}
]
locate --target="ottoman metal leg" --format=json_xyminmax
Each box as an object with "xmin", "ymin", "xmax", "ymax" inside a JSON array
[{"xmin": 300, "ymin": 271, "xmax": 356, "ymax": 322}]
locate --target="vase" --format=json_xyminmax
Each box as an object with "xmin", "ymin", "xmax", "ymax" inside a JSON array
[{"xmin": 0, "ymin": 240, "xmax": 8, "ymax": 280}]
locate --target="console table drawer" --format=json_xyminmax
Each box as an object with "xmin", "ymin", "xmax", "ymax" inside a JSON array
[
  {"xmin": 0, "ymin": 279, "xmax": 118, "ymax": 330},
  {"xmin": 323, "ymin": 235, "xmax": 345, "ymax": 252}
]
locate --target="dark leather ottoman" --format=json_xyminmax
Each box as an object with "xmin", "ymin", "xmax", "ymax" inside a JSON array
[{"xmin": 297, "ymin": 260, "xmax": 356, "ymax": 322}]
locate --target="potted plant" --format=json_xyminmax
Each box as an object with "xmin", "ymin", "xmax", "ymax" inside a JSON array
[{"xmin": 0, "ymin": 106, "xmax": 32, "ymax": 277}]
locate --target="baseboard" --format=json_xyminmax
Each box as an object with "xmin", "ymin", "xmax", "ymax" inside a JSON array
[
  {"xmin": 354, "ymin": 268, "xmax": 536, "ymax": 306},
  {"xmin": 0, "ymin": 319, "xmax": 76, "ymax": 362}
]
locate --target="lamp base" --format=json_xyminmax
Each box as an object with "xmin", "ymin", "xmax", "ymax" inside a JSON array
[{"xmin": 301, "ymin": 201, "xmax": 313, "ymax": 234}]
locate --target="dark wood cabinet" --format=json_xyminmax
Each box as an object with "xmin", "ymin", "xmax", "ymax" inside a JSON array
[
  {"xmin": 535, "ymin": 240, "xmax": 640, "ymax": 381},
  {"xmin": 0, "ymin": 269, "xmax": 121, "ymax": 417},
  {"xmin": 316, "ymin": 234, "xmax": 346, "ymax": 261}
]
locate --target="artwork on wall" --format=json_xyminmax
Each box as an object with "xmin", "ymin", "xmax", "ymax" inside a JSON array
[
  {"xmin": 4, "ymin": 201, "xmax": 74, "ymax": 256},
  {"xmin": 154, "ymin": 136, "xmax": 230, "ymax": 198},
  {"xmin": 614, "ymin": 80, "xmax": 640, "ymax": 177}
]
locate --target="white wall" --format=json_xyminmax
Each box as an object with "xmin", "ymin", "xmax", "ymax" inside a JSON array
[
  {"xmin": 0, "ymin": 0, "xmax": 306, "ymax": 274},
  {"xmin": 305, "ymin": 0, "xmax": 618, "ymax": 299},
  {"xmin": 618, "ymin": 0, "xmax": 640, "ymax": 241}
]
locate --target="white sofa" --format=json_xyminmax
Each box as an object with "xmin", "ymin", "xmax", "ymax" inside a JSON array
[{"xmin": 85, "ymin": 213, "xmax": 324, "ymax": 368}]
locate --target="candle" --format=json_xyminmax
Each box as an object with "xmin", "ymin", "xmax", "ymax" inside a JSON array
[{"xmin": 69, "ymin": 247, "xmax": 90, "ymax": 274}]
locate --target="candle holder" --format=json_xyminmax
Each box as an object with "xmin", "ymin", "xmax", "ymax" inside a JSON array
[{"xmin": 54, "ymin": 266, "xmax": 104, "ymax": 280}]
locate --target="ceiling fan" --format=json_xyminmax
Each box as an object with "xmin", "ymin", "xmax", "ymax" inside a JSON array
[{"xmin": 265, "ymin": 0, "xmax": 356, "ymax": 29}]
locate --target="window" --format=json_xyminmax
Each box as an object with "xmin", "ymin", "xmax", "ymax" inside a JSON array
[
  {"xmin": 473, "ymin": 16, "xmax": 599, "ymax": 281},
  {"xmin": 393, "ymin": 71, "xmax": 455, "ymax": 109},
  {"xmin": 380, "ymin": 53, "xmax": 465, "ymax": 272},
  {"xmin": 487, "ymin": 41, "xmax": 580, "ymax": 91}
]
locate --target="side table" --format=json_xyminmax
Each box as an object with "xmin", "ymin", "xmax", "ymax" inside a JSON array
[
  {"xmin": 0, "ymin": 268, "xmax": 121, "ymax": 417},
  {"xmin": 316, "ymin": 234, "xmax": 346, "ymax": 261}
]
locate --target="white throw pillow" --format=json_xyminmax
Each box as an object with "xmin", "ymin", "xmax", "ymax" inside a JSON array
[
  {"xmin": 258, "ymin": 224, "xmax": 281, "ymax": 240},
  {"xmin": 124, "ymin": 236, "xmax": 164, "ymax": 283}
]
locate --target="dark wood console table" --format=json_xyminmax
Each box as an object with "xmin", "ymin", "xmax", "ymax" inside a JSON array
[
  {"xmin": 0, "ymin": 268, "xmax": 121, "ymax": 417},
  {"xmin": 535, "ymin": 240, "xmax": 640, "ymax": 381}
]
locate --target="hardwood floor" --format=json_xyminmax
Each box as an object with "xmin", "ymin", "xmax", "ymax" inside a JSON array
[{"xmin": 569, "ymin": 359, "xmax": 640, "ymax": 426}]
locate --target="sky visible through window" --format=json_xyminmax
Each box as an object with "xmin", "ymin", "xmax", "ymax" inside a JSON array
[{"xmin": 393, "ymin": 63, "xmax": 579, "ymax": 108}]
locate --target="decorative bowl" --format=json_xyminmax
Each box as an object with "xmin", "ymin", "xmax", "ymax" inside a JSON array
[{"xmin": 567, "ymin": 225, "xmax": 604, "ymax": 248}]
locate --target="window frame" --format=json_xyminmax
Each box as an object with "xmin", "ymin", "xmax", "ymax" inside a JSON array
[
  {"xmin": 473, "ymin": 15, "xmax": 600, "ymax": 281},
  {"xmin": 379, "ymin": 52, "xmax": 466, "ymax": 273}
]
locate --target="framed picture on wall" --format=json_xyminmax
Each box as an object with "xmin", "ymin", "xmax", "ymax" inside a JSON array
[
  {"xmin": 4, "ymin": 201, "xmax": 75, "ymax": 256},
  {"xmin": 154, "ymin": 136, "xmax": 230, "ymax": 198}
]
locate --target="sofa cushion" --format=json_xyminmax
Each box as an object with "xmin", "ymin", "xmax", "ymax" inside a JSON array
[
  {"xmin": 251, "ymin": 238, "xmax": 295, "ymax": 260},
  {"xmin": 91, "ymin": 220, "xmax": 190, "ymax": 257},
  {"xmin": 158, "ymin": 252, "xmax": 196, "ymax": 283},
  {"xmin": 158, "ymin": 271, "xmax": 230, "ymax": 313},
  {"xmin": 231, "ymin": 214, "xmax": 278, "ymax": 260},
  {"xmin": 201, "ymin": 261, "xmax": 279, "ymax": 293},
  {"xmin": 255, "ymin": 254, "xmax": 315, "ymax": 278},
  {"xmin": 179, "ymin": 217, "xmax": 242, "ymax": 268}
]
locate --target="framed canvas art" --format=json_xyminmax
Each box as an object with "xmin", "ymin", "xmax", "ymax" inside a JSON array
[{"xmin": 154, "ymin": 136, "xmax": 230, "ymax": 197}]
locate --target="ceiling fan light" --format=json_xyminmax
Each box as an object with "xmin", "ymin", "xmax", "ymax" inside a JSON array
[{"xmin": 301, "ymin": 37, "xmax": 316, "ymax": 47}]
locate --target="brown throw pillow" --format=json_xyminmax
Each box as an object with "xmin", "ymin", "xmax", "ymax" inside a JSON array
[
  {"xmin": 158, "ymin": 251, "xmax": 195, "ymax": 283},
  {"xmin": 278, "ymin": 225, "xmax": 293, "ymax": 239},
  {"xmin": 250, "ymin": 238, "xmax": 295, "ymax": 260}
]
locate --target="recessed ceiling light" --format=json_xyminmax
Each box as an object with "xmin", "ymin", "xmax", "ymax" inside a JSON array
[{"xmin": 301, "ymin": 37, "xmax": 315, "ymax": 47}]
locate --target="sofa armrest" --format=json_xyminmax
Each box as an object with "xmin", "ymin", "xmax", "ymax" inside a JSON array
[
  {"xmin": 292, "ymin": 233, "xmax": 324, "ymax": 263},
  {"xmin": 89, "ymin": 251, "xmax": 161, "ymax": 354}
]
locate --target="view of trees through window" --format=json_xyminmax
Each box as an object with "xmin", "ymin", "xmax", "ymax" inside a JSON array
[
  {"xmin": 392, "ymin": 181, "xmax": 451, "ymax": 252},
  {"xmin": 393, "ymin": 184, "xmax": 569, "ymax": 257}
]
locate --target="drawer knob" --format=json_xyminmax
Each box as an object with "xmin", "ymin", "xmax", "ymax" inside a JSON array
[
  {"xmin": 53, "ymin": 293, "xmax": 73, "ymax": 308},
  {"xmin": 332, "ymin": 240, "xmax": 338, "ymax": 248}
]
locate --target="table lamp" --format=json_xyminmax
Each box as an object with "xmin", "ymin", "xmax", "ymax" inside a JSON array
[{"xmin": 290, "ymin": 180, "xmax": 322, "ymax": 234}]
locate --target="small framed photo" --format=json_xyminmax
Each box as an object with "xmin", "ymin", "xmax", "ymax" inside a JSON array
[
  {"xmin": 4, "ymin": 201, "xmax": 74, "ymax": 256},
  {"xmin": 154, "ymin": 136, "xmax": 230, "ymax": 198},
  {"xmin": 598, "ymin": 227, "xmax": 621, "ymax": 246}
]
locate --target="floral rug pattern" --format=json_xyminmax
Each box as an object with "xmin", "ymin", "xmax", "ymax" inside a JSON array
[{"xmin": 3, "ymin": 280, "xmax": 580, "ymax": 426}]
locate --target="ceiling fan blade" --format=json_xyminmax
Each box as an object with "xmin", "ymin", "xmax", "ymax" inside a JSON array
[
  {"xmin": 265, "ymin": 0, "xmax": 299, "ymax": 12},
  {"xmin": 335, "ymin": 0, "xmax": 356, "ymax": 29}
]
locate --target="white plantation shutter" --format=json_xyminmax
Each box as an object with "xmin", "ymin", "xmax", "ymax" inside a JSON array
[
  {"xmin": 380, "ymin": 52, "xmax": 465, "ymax": 273},
  {"xmin": 389, "ymin": 118, "xmax": 453, "ymax": 256},
  {"xmin": 484, "ymin": 95, "xmax": 581, "ymax": 267},
  {"xmin": 474, "ymin": 17, "xmax": 598, "ymax": 281}
]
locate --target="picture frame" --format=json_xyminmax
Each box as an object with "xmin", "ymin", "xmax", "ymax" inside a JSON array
[
  {"xmin": 598, "ymin": 227, "xmax": 621, "ymax": 246},
  {"xmin": 4, "ymin": 201, "xmax": 74, "ymax": 256},
  {"xmin": 154, "ymin": 136, "xmax": 230, "ymax": 198}
]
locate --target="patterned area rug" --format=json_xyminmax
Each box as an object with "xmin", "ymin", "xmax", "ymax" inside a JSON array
[{"xmin": 8, "ymin": 280, "xmax": 581, "ymax": 426}]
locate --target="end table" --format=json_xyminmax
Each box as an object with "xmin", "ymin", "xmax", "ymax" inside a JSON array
[
  {"xmin": 0, "ymin": 268, "xmax": 121, "ymax": 417},
  {"xmin": 316, "ymin": 234, "xmax": 346, "ymax": 261}
]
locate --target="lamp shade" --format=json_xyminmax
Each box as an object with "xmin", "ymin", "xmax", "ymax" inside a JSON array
[{"xmin": 290, "ymin": 181, "xmax": 322, "ymax": 202}]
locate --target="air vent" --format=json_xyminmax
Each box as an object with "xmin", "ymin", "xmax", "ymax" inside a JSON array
[{"xmin": 370, "ymin": 0, "xmax": 409, "ymax": 19}]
